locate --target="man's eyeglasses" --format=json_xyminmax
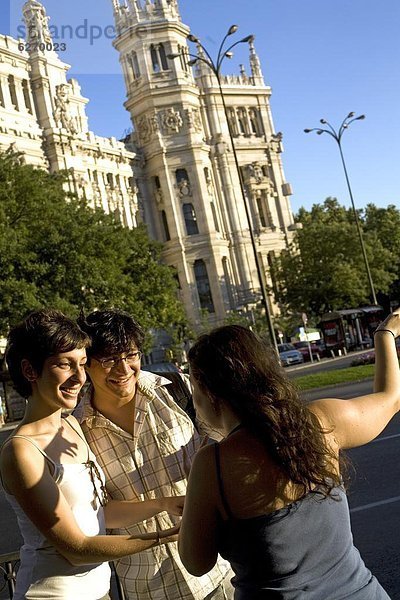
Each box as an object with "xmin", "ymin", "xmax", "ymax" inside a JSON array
[{"xmin": 95, "ymin": 351, "xmax": 142, "ymax": 369}]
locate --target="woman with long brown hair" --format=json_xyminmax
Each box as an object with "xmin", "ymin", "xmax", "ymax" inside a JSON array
[{"xmin": 178, "ymin": 310, "xmax": 400, "ymax": 598}]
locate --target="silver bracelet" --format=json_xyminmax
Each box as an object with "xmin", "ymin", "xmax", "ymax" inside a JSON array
[{"xmin": 374, "ymin": 328, "xmax": 396, "ymax": 339}]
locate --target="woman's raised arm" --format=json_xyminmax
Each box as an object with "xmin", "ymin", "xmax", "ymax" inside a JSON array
[{"xmin": 308, "ymin": 308, "xmax": 400, "ymax": 450}]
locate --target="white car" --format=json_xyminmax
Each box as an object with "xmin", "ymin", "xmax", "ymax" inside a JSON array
[{"xmin": 278, "ymin": 343, "xmax": 304, "ymax": 367}]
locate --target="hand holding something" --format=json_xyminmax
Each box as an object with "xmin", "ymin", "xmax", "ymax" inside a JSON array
[
  {"xmin": 129, "ymin": 522, "xmax": 180, "ymax": 546},
  {"xmin": 161, "ymin": 495, "xmax": 185, "ymax": 516}
]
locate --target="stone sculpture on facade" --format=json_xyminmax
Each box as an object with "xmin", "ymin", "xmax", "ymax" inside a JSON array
[
  {"xmin": 177, "ymin": 177, "xmax": 192, "ymax": 198},
  {"xmin": 53, "ymin": 84, "xmax": 78, "ymax": 133},
  {"xmin": 22, "ymin": 0, "xmax": 52, "ymax": 45}
]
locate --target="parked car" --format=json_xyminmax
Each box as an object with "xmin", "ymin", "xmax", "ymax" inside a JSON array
[
  {"xmin": 292, "ymin": 341, "xmax": 326, "ymax": 362},
  {"xmin": 277, "ymin": 343, "xmax": 304, "ymax": 367}
]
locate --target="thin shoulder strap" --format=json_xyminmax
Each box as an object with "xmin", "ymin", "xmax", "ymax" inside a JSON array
[
  {"xmin": 3, "ymin": 435, "xmax": 57, "ymax": 467},
  {"xmin": 62, "ymin": 415, "xmax": 90, "ymax": 460},
  {"xmin": 214, "ymin": 443, "xmax": 234, "ymax": 520}
]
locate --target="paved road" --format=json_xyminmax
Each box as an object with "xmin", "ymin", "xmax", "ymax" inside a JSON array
[
  {"xmin": 1, "ymin": 376, "xmax": 399, "ymax": 598},
  {"xmin": 287, "ymin": 348, "xmax": 371, "ymax": 377}
]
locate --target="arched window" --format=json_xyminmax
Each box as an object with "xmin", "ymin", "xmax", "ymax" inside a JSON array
[
  {"xmin": 159, "ymin": 43, "xmax": 169, "ymax": 70},
  {"xmin": 227, "ymin": 108, "xmax": 238, "ymax": 136},
  {"xmin": 106, "ymin": 173, "xmax": 115, "ymax": 189},
  {"xmin": 176, "ymin": 168, "xmax": 189, "ymax": 184},
  {"xmin": 194, "ymin": 259, "xmax": 215, "ymax": 312},
  {"xmin": 161, "ymin": 210, "xmax": 171, "ymax": 241},
  {"xmin": 150, "ymin": 45, "xmax": 160, "ymax": 73},
  {"xmin": 183, "ymin": 203, "xmax": 199, "ymax": 235},
  {"xmin": 237, "ymin": 108, "xmax": 248, "ymax": 135},
  {"xmin": 256, "ymin": 192, "xmax": 273, "ymax": 228},
  {"xmin": 129, "ymin": 51, "xmax": 141, "ymax": 79},
  {"xmin": 249, "ymin": 108, "xmax": 260, "ymax": 135},
  {"xmin": 8, "ymin": 75, "xmax": 18, "ymax": 111},
  {"xmin": 150, "ymin": 44, "xmax": 169, "ymax": 73},
  {"xmin": 22, "ymin": 80, "xmax": 32, "ymax": 114}
]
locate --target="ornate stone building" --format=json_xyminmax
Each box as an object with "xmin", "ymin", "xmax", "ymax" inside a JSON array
[
  {"xmin": 112, "ymin": 0, "xmax": 297, "ymax": 328},
  {"xmin": 0, "ymin": 0, "xmax": 139, "ymax": 228},
  {"xmin": 0, "ymin": 0, "xmax": 297, "ymax": 330}
]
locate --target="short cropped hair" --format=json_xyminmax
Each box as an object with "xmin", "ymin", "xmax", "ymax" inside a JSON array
[
  {"xmin": 6, "ymin": 309, "xmax": 90, "ymax": 398},
  {"xmin": 77, "ymin": 309, "xmax": 145, "ymax": 360}
]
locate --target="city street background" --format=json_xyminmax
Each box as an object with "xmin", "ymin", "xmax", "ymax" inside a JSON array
[{"xmin": 1, "ymin": 364, "xmax": 399, "ymax": 598}]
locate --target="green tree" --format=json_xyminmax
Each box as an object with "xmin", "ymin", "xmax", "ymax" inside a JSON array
[
  {"xmin": 275, "ymin": 198, "xmax": 396, "ymax": 318},
  {"xmin": 364, "ymin": 203, "xmax": 400, "ymax": 300},
  {"xmin": 0, "ymin": 149, "xmax": 187, "ymax": 341}
]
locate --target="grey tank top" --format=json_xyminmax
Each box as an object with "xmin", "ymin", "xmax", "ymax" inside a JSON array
[{"xmin": 214, "ymin": 443, "xmax": 390, "ymax": 599}]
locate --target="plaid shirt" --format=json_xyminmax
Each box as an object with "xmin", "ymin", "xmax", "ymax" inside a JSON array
[{"xmin": 78, "ymin": 371, "xmax": 231, "ymax": 600}]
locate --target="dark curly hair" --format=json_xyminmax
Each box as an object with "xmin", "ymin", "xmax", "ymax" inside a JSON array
[
  {"xmin": 77, "ymin": 309, "xmax": 145, "ymax": 362},
  {"xmin": 188, "ymin": 325, "xmax": 342, "ymax": 497},
  {"xmin": 6, "ymin": 309, "xmax": 90, "ymax": 398}
]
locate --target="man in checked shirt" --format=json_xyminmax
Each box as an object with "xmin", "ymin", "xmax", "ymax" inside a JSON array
[{"xmin": 76, "ymin": 309, "xmax": 233, "ymax": 600}]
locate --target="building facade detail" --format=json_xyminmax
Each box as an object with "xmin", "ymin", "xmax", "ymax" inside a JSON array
[
  {"xmin": 1, "ymin": 0, "xmax": 297, "ymax": 330},
  {"xmin": 0, "ymin": 1, "xmax": 140, "ymax": 228},
  {"xmin": 111, "ymin": 0, "xmax": 296, "ymax": 327}
]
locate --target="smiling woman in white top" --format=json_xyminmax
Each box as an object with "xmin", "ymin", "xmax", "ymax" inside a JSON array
[{"xmin": 0, "ymin": 309, "xmax": 183, "ymax": 600}]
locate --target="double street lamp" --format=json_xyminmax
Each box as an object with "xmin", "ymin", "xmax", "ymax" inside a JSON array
[
  {"xmin": 304, "ymin": 113, "xmax": 377, "ymax": 305},
  {"xmin": 168, "ymin": 27, "xmax": 278, "ymax": 350}
]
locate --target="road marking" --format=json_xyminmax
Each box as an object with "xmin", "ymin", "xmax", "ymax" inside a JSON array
[
  {"xmin": 372, "ymin": 433, "xmax": 400, "ymax": 443},
  {"xmin": 350, "ymin": 495, "xmax": 400, "ymax": 513}
]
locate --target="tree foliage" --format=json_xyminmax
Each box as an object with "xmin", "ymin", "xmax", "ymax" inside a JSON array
[
  {"xmin": 275, "ymin": 198, "xmax": 398, "ymax": 318},
  {"xmin": 0, "ymin": 149, "xmax": 187, "ymax": 341}
]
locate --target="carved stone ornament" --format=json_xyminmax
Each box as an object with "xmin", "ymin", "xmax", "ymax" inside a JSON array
[
  {"xmin": 136, "ymin": 113, "xmax": 159, "ymax": 144},
  {"xmin": 155, "ymin": 188, "xmax": 164, "ymax": 204},
  {"xmin": 53, "ymin": 84, "xmax": 78, "ymax": 134},
  {"xmin": 23, "ymin": 0, "xmax": 52, "ymax": 45},
  {"xmin": 137, "ymin": 115, "xmax": 152, "ymax": 143},
  {"xmin": 162, "ymin": 108, "xmax": 183, "ymax": 134},
  {"xmin": 204, "ymin": 169, "xmax": 214, "ymax": 196},
  {"xmin": 270, "ymin": 132, "xmax": 283, "ymax": 154},
  {"xmin": 249, "ymin": 162, "xmax": 264, "ymax": 184},
  {"xmin": 177, "ymin": 178, "xmax": 192, "ymax": 198},
  {"xmin": 185, "ymin": 108, "xmax": 203, "ymax": 132}
]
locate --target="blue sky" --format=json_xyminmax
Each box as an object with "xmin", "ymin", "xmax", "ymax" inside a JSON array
[{"xmin": 2, "ymin": 0, "xmax": 400, "ymax": 214}]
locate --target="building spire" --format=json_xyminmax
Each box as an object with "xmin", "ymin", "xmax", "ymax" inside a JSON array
[
  {"xmin": 22, "ymin": 0, "xmax": 52, "ymax": 46},
  {"xmin": 249, "ymin": 37, "xmax": 264, "ymax": 85}
]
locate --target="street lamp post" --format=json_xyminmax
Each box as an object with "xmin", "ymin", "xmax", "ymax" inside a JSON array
[
  {"xmin": 168, "ymin": 27, "xmax": 278, "ymax": 350},
  {"xmin": 304, "ymin": 113, "xmax": 377, "ymax": 305}
]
